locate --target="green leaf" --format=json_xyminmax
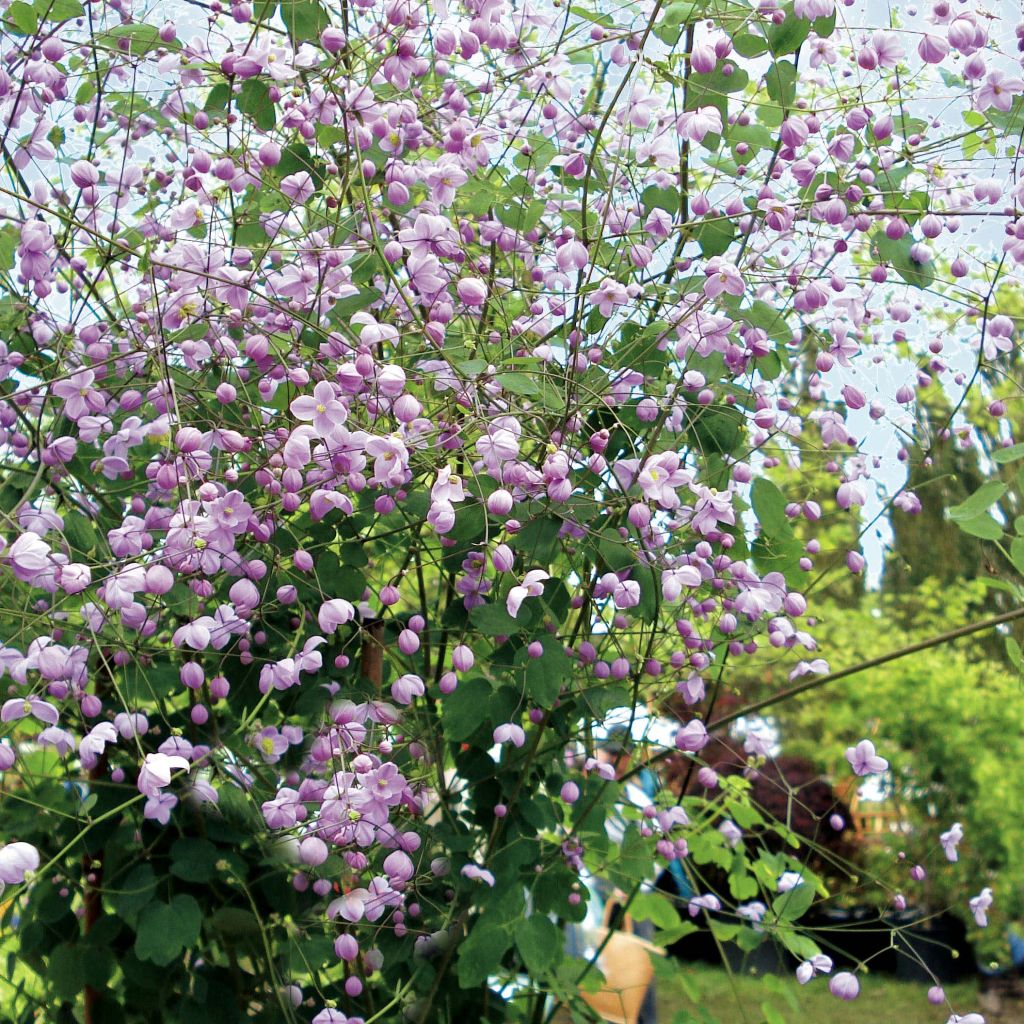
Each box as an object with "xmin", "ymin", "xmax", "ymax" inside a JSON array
[
  {"xmin": 767, "ymin": 6, "xmax": 811, "ymax": 54},
  {"xmin": 469, "ymin": 601, "xmax": 523, "ymax": 637},
  {"xmin": 871, "ymin": 232, "xmax": 934, "ymax": 290},
  {"xmin": 693, "ymin": 217, "xmax": 735, "ymax": 257},
  {"xmin": 750, "ymin": 478, "xmax": 789, "ymax": 535},
  {"xmin": 617, "ymin": 321, "xmax": 669, "ymax": 378},
  {"xmin": 40, "ymin": 0, "xmax": 84, "ymax": 20},
  {"xmin": 6, "ymin": 1, "xmax": 38, "ymax": 33},
  {"xmin": 109, "ymin": 864, "xmax": 157, "ymax": 926},
  {"xmin": 514, "ymin": 915, "xmax": 563, "ymax": 976},
  {"xmin": 948, "ymin": 481, "xmax": 1006, "ymax": 521},
  {"xmin": 170, "ymin": 838, "xmax": 219, "ymax": 883},
  {"xmin": 777, "ymin": 927, "xmax": 821, "ymax": 961},
  {"xmin": 631, "ymin": 892, "xmax": 682, "ymax": 930},
  {"xmin": 953, "ymin": 514, "xmax": 1003, "ymax": 541},
  {"xmin": 134, "ymin": 895, "xmax": 202, "ymax": 966},
  {"xmin": 63, "ymin": 512, "xmax": 98, "ymax": 557},
  {"xmin": 495, "ymin": 372, "xmax": 540, "ymax": 397},
  {"xmin": 771, "ymin": 882, "xmax": 814, "ymax": 922},
  {"xmin": 661, "ymin": 1, "xmax": 696, "ymax": 26},
  {"xmin": 237, "ymin": 79, "xmax": 277, "ymax": 132},
  {"xmin": 518, "ymin": 637, "xmax": 571, "ymax": 706},
  {"xmin": 278, "ymin": 0, "xmax": 329, "ymax": 41},
  {"xmin": 1011, "ymin": 537, "xmax": 1024, "ymax": 574},
  {"xmin": 99, "ymin": 24, "xmax": 180, "ymax": 55},
  {"xmin": 1006, "ymin": 636, "xmax": 1023, "ymax": 670},
  {"xmin": 765, "ymin": 61, "xmax": 798, "ymax": 108},
  {"xmin": 457, "ymin": 922, "xmax": 511, "ymax": 988},
  {"xmin": 48, "ymin": 943, "xmax": 87, "ymax": 1001},
  {"xmin": 0, "ymin": 225, "xmax": 20, "ymax": 271},
  {"xmin": 732, "ymin": 31, "xmax": 769, "ymax": 58},
  {"xmin": 441, "ymin": 676, "xmax": 493, "ymax": 742},
  {"xmin": 993, "ymin": 443, "xmax": 1024, "ymax": 464},
  {"xmin": 641, "ymin": 186, "xmax": 679, "ymax": 216}
]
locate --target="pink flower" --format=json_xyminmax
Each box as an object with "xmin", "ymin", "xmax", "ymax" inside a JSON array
[
  {"xmin": 506, "ymin": 569, "xmax": 549, "ymax": 618},
  {"xmin": 969, "ymin": 887, "xmax": 992, "ymax": 927},
  {"xmin": 8, "ymin": 533, "xmax": 53, "ymax": 583},
  {"xmin": 461, "ymin": 864, "xmax": 496, "ymax": 887},
  {"xmin": 796, "ymin": 954, "xmax": 833, "ymax": 984},
  {"xmin": 702, "ymin": 258, "xmax": 744, "ymax": 299},
  {"xmin": 280, "ymin": 171, "xmax": 315, "ymax": 202},
  {"xmin": 1, "ymin": 697, "xmax": 59, "ymax": 726},
  {"xmin": 291, "ymin": 381, "xmax": 347, "ymax": 436},
  {"xmin": 138, "ymin": 752, "xmax": 190, "ymax": 796},
  {"xmin": 829, "ymin": 972, "xmax": 860, "ymax": 1000},
  {"xmin": 976, "ymin": 71, "xmax": 1024, "ymax": 112},
  {"xmin": 940, "ymin": 823, "xmax": 963, "ymax": 862},
  {"xmin": 688, "ymin": 893, "xmax": 721, "ymax": 917},
  {"xmin": 675, "ymin": 720, "xmax": 709, "ymax": 752},
  {"xmin": 845, "ymin": 739, "xmax": 888, "ymax": 776},
  {"xmin": 144, "ymin": 792, "xmax": 178, "ymax": 825},
  {"xmin": 456, "ymin": 277, "xmax": 488, "ymax": 306},
  {"xmin": 391, "ymin": 674, "xmax": 424, "ymax": 705},
  {"xmin": 318, "ymin": 598, "xmax": 356, "ymax": 632},
  {"xmin": 0, "ymin": 842, "xmax": 40, "ymax": 885},
  {"xmin": 794, "ymin": 0, "xmax": 833, "ymax": 16},
  {"xmin": 662, "ymin": 565, "xmax": 702, "ymax": 602},
  {"xmin": 675, "ymin": 106, "xmax": 722, "ymax": 142},
  {"xmin": 493, "ymin": 723, "xmax": 526, "ymax": 747}
]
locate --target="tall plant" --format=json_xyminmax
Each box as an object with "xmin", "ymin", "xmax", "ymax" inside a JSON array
[{"xmin": 0, "ymin": 0, "xmax": 1020, "ymax": 1020}]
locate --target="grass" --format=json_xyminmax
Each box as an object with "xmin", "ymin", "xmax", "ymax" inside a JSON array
[{"xmin": 657, "ymin": 961, "xmax": 980, "ymax": 1024}]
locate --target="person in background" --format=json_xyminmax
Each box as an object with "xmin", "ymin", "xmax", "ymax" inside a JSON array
[{"xmin": 591, "ymin": 726, "xmax": 660, "ymax": 1024}]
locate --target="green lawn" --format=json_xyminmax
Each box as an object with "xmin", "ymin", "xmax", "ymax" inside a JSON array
[{"xmin": 657, "ymin": 962, "xmax": 981, "ymax": 1024}]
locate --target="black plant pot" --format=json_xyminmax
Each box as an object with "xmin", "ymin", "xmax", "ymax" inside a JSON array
[
  {"xmin": 886, "ymin": 910, "xmax": 974, "ymax": 984},
  {"xmin": 804, "ymin": 905, "xmax": 898, "ymax": 974}
]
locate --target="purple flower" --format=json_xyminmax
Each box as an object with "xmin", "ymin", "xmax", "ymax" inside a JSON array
[
  {"xmin": 845, "ymin": 739, "xmax": 888, "ymax": 776},
  {"xmin": 969, "ymin": 888, "xmax": 993, "ymax": 927},
  {"xmin": 675, "ymin": 720, "xmax": 709, "ymax": 752},
  {"xmin": 461, "ymin": 864, "xmax": 495, "ymax": 887},
  {"xmin": 1, "ymin": 697, "xmax": 59, "ymax": 726},
  {"xmin": 138, "ymin": 752, "xmax": 190, "ymax": 796},
  {"xmin": 144, "ymin": 792, "xmax": 178, "ymax": 825},
  {"xmin": 506, "ymin": 570, "xmax": 549, "ymax": 618},
  {"xmin": 7, "ymin": 532, "xmax": 53, "ymax": 583},
  {"xmin": 702, "ymin": 258, "xmax": 744, "ymax": 300},
  {"xmin": 940, "ymin": 823, "xmax": 963, "ymax": 862},
  {"xmin": 493, "ymin": 723, "xmax": 526, "ymax": 748},
  {"xmin": 456, "ymin": 278, "xmax": 487, "ymax": 306},
  {"xmin": 676, "ymin": 106, "xmax": 722, "ymax": 143},
  {"xmin": 829, "ymin": 972, "xmax": 860, "ymax": 1000},
  {"xmin": 391, "ymin": 674, "xmax": 424, "ymax": 705},
  {"xmin": 254, "ymin": 727, "xmax": 290, "ymax": 764},
  {"xmin": 0, "ymin": 842, "xmax": 39, "ymax": 885},
  {"xmin": 291, "ymin": 381, "xmax": 348, "ymax": 437},
  {"xmin": 383, "ymin": 850, "xmax": 415, "ymax": 884},
  {"xmin": 796, "ymin": 954, "xmax": 833, "ymax": 984},
  {"xmin": 688, "ymin": 893, "xmax": 721, "ymax": 917},
  {"xmin": 280, "ymin": 171, "xmax": 315, "ymax": 202},
  {"xmin": 318, "ymin": 598, "xmax": 356, "ymax": 632}
]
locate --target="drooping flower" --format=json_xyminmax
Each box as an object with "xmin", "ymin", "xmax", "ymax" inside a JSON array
[
  {"xmin": 940, "ymin": 823, "xmax": 964, "ymax": 862},
  {"xmin": 845, "ymin": 739, "xmax": 888, "ymax": 776},
  {"xmin": 137, "ymin": 752, "xmax": 190, "ymax": 796},
  {"xmin": 969, "ymin": 888, "xmax": 993, "ymax": 927},
  {"xmin": 0, "ymin": 842, "xmax": 40, "ymax": 885},
  {"xmin": 506, "ymin": 570, "xmax": 549, "ymax": 618},
  {"xmin": 829, "ymin": 972, "xmax": 860, "ymax": 1000}
]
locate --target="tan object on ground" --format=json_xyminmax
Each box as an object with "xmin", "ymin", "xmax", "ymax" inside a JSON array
[{"xmin": 576, "ymin": 901, "xmax": 664, "ymax": 1024}]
